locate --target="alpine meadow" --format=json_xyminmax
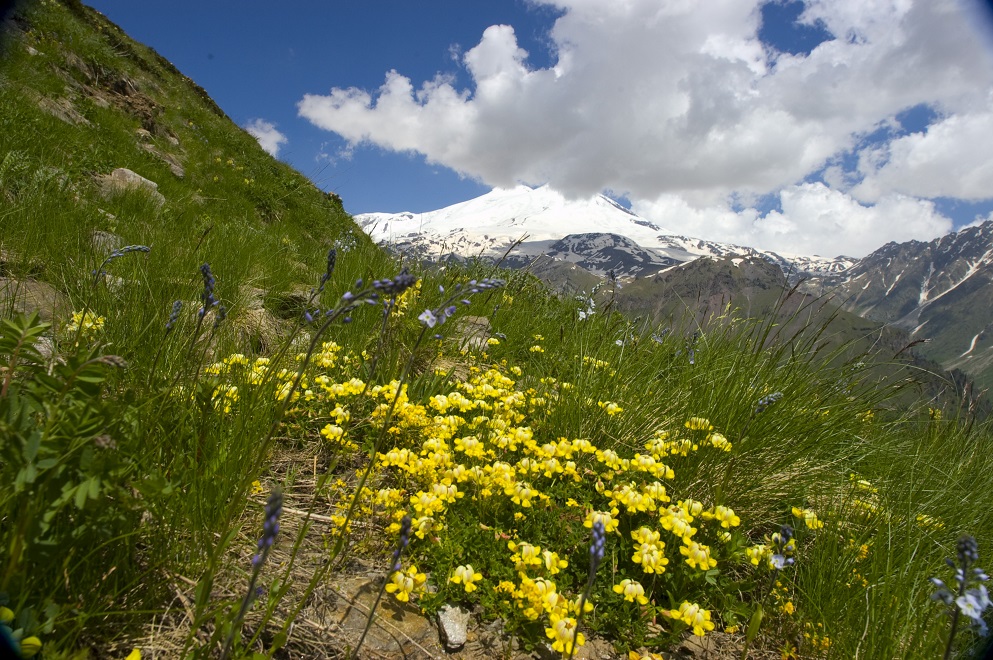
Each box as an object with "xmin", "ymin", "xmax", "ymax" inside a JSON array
[{"xmin": 2, "ymin": 1, "xmax": 993, "ymax": 659}]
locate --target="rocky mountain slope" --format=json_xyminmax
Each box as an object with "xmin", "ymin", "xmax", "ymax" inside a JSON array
[{"xmin": 808, "ymin": 221, "xmax": 993, "ymax": 389}]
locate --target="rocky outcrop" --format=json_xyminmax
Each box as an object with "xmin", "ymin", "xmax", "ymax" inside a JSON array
[{"xmin": 94, "ymin": 167, "xmax": 165, "ymax": 206}]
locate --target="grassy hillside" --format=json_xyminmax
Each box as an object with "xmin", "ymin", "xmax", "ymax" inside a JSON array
[
  {"xmin": 613, "ymin": 256, "xmax": 987, "ymax": 416},
  {"xmin": 2, "ymin": 2, "xmax": 993, "ymax": 659}
]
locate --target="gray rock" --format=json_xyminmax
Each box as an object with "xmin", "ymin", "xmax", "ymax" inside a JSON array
[
  {"xmin": 0, "ymin": 278, "xmax": 65, "ymax": 321},
  {"xmin": 33, "ymin": 336, "xmax": 56, "ymax": 361},
  {"xmin": 37, "ymin": 96, "xmax": 90, "ymax": 126},
  {"xmin": 95, "ymin": 168, "xmax": 165, "ymax": 207},
  {"xmin": 437, "ymin": 603, "xmax": 470, "ymax": 651},
  {"xmin": 139, "ymin": 143, "xmax": 185, "ymax": 178},
  {"xmin": 456, "ymin": 315, "xmax": 492, "ymax": 351},
  {"xmin": 91, "ymin": 230, "xmax": 123, "ymax": 253}
]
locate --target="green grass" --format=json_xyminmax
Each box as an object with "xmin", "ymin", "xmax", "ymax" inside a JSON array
[{"xmin": 1, "ymin": 2, "xmax": 992, "ymax": 659}]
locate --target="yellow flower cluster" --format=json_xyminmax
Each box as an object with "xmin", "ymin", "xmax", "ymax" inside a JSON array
[
  {"xmin": 385, "ymin": 565, "xmax": 427, "ymax": 602},
  {"xmin": 664, "ymin": 601, "xmax": 715, "ymax": 637},
  {"xmin": 66, "ymin": 309, "xmax": 105, "ymax": 343},
  {"xmin": 598, "ymin": 400, "xmax": 623, "ymax": 415},
  {"xmin": 792, "ymin": 506, "xmax": 824, "ymax": 530},
  {"xmin": 803, "ymin": 622, "xmax": 832, "ymax": 652},
  {"xmin": 207, "ymin": 344, "xmax": 758, "ymax": 646},
  {"xmin": 613, "ymin": 578, "xmax": 649, "ymax": 604},
  {"xmin": 392, "ymin": 279, "xmax": 421, "ymax": 316},
  {"xmin": 450, "ymin": 564, "xmax": 483, "ymax": 592}
]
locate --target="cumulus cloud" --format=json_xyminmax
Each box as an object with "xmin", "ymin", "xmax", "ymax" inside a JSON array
[
  {"xmin": 852, "ymin": 103, "xmax": 993, "ymax": 202},
  {"xmin": 298, "ymin": 0, "xmax": 992, "ymax": 254},
  {"xmin": 245, "ymin": 118, "xmax": 288, "ymax": 157},
  {"xmin": 632, "ymin": 183, "xmax": 952, "ymax": 258}
]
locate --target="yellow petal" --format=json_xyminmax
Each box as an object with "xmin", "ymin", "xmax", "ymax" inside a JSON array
[{"xmin": 20, "ymin": 636, "xmax": 43, "ymax": 658}]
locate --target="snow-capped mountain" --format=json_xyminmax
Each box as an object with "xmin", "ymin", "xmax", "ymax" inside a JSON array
[
  {"xmin": 355, "ymin": 185, "xmax": 854, "ymax": 279},
  {"xmin": 356, "ymin": 185, "xmax": 993, "ymax": 390}
]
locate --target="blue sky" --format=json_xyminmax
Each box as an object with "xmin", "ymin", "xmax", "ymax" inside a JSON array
[
  {"xmin": 86, "ymin": 0, "xmax": 993, "ymax": 257},
  {"xmin": 84, "ymin": 1, "xmax": 560, "ymax": 212}
]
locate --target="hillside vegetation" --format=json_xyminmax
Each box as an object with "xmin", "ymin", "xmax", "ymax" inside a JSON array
[{"xmin": 2, "ymin": 2, "xmax": 993, "ymax": 659}]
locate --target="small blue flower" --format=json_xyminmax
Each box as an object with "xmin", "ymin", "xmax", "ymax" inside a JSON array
[
  {"xmin": 373, "ymin": 269, "xmax": 417, "ymax": 296},
  {"xmin": 932, "ymin": 534, "xmax": 992, "ymax": 644},
  {"xmin": 418, "ymin": 309, "xmax": 438, "ymax": 328},
  {"xmin": 754, "ymin": 392, "xmax": 783, "ymax": 414},
  {"xmin": 213, "ymin": 304, "xmax": 227, "ymax": 329},
  {"xmin": 165, "ymin": 300, "xmax": 182, "ymax": 332},
  {"xmin": 92, "ymin": 245, "xmax": 151, "ymax": 285},
  {"xmin": 318, "ymin": 248, "xmax": 337, "ymax": 293},
  {"xmin": 589, "ymin": 520, "xmax": 606, "ymax": 573},
  {"xmin": 199, "ymin": 263, "xmax": 218, "ymax": 317},
  {"xmin": 251, "ymin": 491, "xmax": 283, "ymax": 567},
  {"xmin": 391, "ymin": 516, "xmax": 412, "ymax": 572}
]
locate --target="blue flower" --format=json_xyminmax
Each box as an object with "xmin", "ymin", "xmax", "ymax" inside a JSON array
[
  {"xmin": 252, "ymin": 491, "xmax": 283, "ymax": 567},
  {"xmin": 318, "ymin": 248, "xmax": 336, "ymax": 293},
  {"xmin": 418, "ymin": 309, "xmax": 438, "ymax": 328},
  {"xmin": 199, "ymin": 263, "xmax": 218, "ymax": 317},
  {"xmin": 165, "ymin": 300, "xmax": 182, "ymax": 332},
  {"xmin": 391, "ymin": 516, "xmax": 412, "ymax": 572},
  {"xmin": 754, "ymin": 392, "xmax": 783, "ymax": 414},
  {"xmin": 589, "ymin": 520, "xmax": 605, "ymax": 573}
]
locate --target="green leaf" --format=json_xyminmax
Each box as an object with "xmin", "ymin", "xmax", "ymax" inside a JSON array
[
  {"xmin": 24, "ymin": 430, "xmax": 42, "ymax": 462},
  {"xmin": 15, "ymin": 463, "xmax": 37, "ymax": 489},
  {"xmin": 85, "ymin": 476, "xmax": 100, "ymax": 500},
  {"xmin": 73, "ymin": 483, "xmax": 88, "ymax": 509},
  {"xmin": 745, "ymin": 603, "xmax": 764, "ymax": 643}
]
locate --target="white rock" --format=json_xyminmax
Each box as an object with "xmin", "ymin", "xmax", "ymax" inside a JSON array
[{"xmin": 437, "ymin": 604, "xmax": 469, "ymax": 651}]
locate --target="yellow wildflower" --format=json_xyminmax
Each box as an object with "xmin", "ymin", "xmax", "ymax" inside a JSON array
[
  {"xmin": 598, "ymin": 400, "xmax": 624, "ymax": 415},
  {"xmin": 450, "ymin": 564, "xmax": 483, "ymax": 592},
  {"xmin": 584, "ymin": 509, "xmax": 620, "ymax": 534},
  {"xmin": 542, "ymin": 550, "xmax": 568, "ymax": 574},
  {"xmin": 545, "ymin": 613, "xmax": 584, "ymax": 654},
  {"xmin": 792, "ymin": 506, "xmax": 824, "ymax": 530},
  {"xmin": 667, "ymin": 601, "xmax": 715, "ymax": 636},
  {"xmin": 20, "ymin": 637, "xmax": 43, "ymax": 658},
  {"xmin": 613, "ymin": 578, "xmax": 650, "ymax": 605},
  {"xmin": 684, "ymin": 417, "xmax": 713, "ymax": 431},
  {"xmin": 746, "ymin": 544, "xmax": 769, "ymax": 565},
  {"xmin": 702, "ymin": 505, "xmax": 740, "ymax": 528},
  {"xmin": 680, "ymin": 540, "xmax": 717, "ymax": 570},
  {"xmin": 707, "ymin": 432, "xmax": 732, "ymax": 451},
  {"xmin": 385, "ymin": 565, "xmax": 427, "ymax": 602}
]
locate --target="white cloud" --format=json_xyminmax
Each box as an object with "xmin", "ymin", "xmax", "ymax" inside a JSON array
[
  {"xmin": 852, "ymin": 101, "xmax": 993, "ymax": 202},
  {"xmin": 244, "ymin": 118, "xmax": 288, "ymax": 157},
  {"xmin": 298, "ymin": 0, "xmax": 992, "ymax": 254},
  {"xmin": 632, "ymin": 183, "xmax": 951, "ymax": 258}
]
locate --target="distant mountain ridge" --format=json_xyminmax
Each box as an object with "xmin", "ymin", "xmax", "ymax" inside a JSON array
[
  {"xmin": 355, "ymin": 185, "xmax": 856, "ymax": 280},
  {"xmin": 806, "ymin": 220, "xmax": 993, "ymax": 389},
  {"xmin": 357, "ymin": 186, "xmax": 993, "ymax": 391}
]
